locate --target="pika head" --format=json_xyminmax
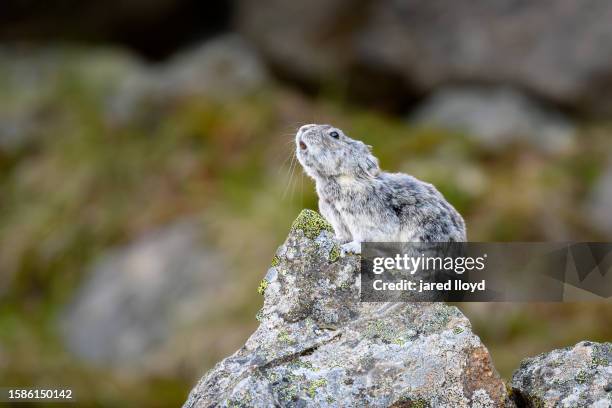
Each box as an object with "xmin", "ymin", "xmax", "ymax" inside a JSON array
[{"xmin": 295, "ymin": 124, "xmax": 380, "ymax": 181}]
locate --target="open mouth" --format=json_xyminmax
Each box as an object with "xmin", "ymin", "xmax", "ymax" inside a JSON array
[{"xmin": 299, "ymin": 140, "xmax": 307, "ymax": 150}]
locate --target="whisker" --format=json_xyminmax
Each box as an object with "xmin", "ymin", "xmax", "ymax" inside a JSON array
[
  {"xmin": 271, "ymin": 132, "xmax": 298, "ymax": 176},
  {"xmin": 276, "ymin": 147, "xmax": 294, "ymax": 175},
  {"xmin": 282, "ymin": 150, "xmax": 297, "ymax": 200},
  {"xmin": 300, "ymin": 168, "xmax": 304, "ymax": 208},
  {"xmin": 291, "ymin": 151, "xmax": 298, "ymax": 201}
]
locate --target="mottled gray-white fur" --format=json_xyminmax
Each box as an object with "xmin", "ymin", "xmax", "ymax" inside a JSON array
[{"xmin": 295, "ymin": 124, "xmax": 466, "ymax": 255}]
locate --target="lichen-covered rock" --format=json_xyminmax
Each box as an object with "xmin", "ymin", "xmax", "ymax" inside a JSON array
[
  {"xmin": 511, "ymin": 341, "xmax": 612, "ymax": 407},
  {"xmin": 184, "ymin": 210, "xmax": 507, "ymax": 407}
]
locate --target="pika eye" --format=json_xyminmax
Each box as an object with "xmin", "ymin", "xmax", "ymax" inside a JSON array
[{"xmin": 329, "ymin": 131, "xmax": 339, "ymax": 139}]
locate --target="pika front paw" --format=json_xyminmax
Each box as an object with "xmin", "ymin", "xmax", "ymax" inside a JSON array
[{"xmin": 340, "ymin": 241, "xmax": 361, "ymax": 257}]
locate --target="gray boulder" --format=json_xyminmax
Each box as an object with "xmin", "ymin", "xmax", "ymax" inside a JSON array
[
  {"xmin": 107, "ymin": 34, "xmax": 268, "ymax": 124},
  {"xmin": 0, "ymin": 46, "xmax": 139, "ymax": 153},
  {"xmin": 158, "ymin": 34, "xmax": 267, "ymax": 100},
  {"xmin": 588, "ymin": 164, "xmax": 612, "ymax": 238},
  {"xmin": 0, "ymin": 35, "xmax": 268, "ymax": 148},
  {"xmin": 411, "ymin": 86, "xmax": 575, "ymax": 154},
  {"xmin": 184, "ymin": 209, "xmax": 507, "ymax": 407},
  {"xmin": 236, "ymin": 0, "xmax": 354, "ymax": 83},
  {"xmin": 510, "ymin": 341, "xmax": 612, "ymax": 408},
  {"xmin": 62, "ymin": 220, "xmax": 228, "ymax": 370},
  {"xmin": 238, "ymin": 0, "xmax": 612, "ymax": 114}
]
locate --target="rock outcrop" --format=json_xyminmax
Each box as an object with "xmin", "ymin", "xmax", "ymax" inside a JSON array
[
  {"xmin": 237, "ymin": 0, "xmax": 612, "ymax": 114},
  {"xmin": 588, "ymin": 164, "xmax": 612, "ymax": 237},
  {"xmin": 0, "ymin": 34, "xmax": 268, "ymax": 154},
  {"xmin": 184, "ymin": 210, "xmax": 507, "ymax": 407},
  {"xmin": 510, "ymin": 341, "xmax": 612, "ymax": 408},
  {"xmin": 411, "ymin": 86, "xmax": 575, "ymax": 154}
]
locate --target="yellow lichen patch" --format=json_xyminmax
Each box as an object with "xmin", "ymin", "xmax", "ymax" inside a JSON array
[
  {"xmin": 307, "ymin": 378, "xmax": 327, "ymax": 398},
  {"xmin": 290, "ymin": 209, "xmax": 333, "ymax": 239},
  {"xmin": 328, "ymin": 244, "xmax": 341, "ymax": 262},
  {"xmin": 257, "ymin": 279, "xmax": 269, "ymax": 295}
]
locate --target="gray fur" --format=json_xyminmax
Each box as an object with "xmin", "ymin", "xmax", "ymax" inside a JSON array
[{"xmin": 295, "ymin": 124, "xmax": 466, "ymax": 254}]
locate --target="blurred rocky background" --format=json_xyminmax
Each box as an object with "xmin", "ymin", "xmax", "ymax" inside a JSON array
[{"xmin": 0, "ymin": 0, "xmax": 611, "ymax": 406}]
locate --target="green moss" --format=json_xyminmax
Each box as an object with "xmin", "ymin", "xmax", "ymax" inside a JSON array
[
  {"xmin": 575, "ymin": 369, "xmax": 589, "ymax": 384},
  {"xmin": 271, "ymin": 255, "xmax": 280, "ymax": 267},
  {"xmin": 366, "ymin": 320, "xmax": 399, "ymax": 343},
  {"xmin": 366, "ymin": 320, "xmax": 417, "ymax": 345},
  {"xmin": 226, "ymin": 399, "xmax": 249, "ymax": 408},
  {"xmin": 590, "ymin": 344, "xmax": 611, "ymax": 368},
  {"xmin": 549, "ymin": 360, "xmax": 563, "ymax": 368},
  {"xmin": 421, "ymin": 308, "xmax": 453, "ymax": 333},
  {"xmin": 257, "ymin": 279, "xmax": 269, "ymax": 296},
  {"xmin": 328, "ymin": 244, "xmax": 341, "ymax": 262},
  {"xmin": 591, "ymin": 356, "xmax": 609, "ymax": 368},
  {"xmin": 530, "ymin": 396, "xmax": 546, "ymax": 408},
  {"xmin": 410, "ymin": 399, "xmax": 429, "ymax": 408},
  {"xmin": 255, "ymin": 309, "xmax": 264, "ymax": 322},
  {"xmin": 290, "ymin": 209, "xmax": 333, "ymax": 239},
  {"xmin": 278, "ymin": 384, "xmax": 298, "ymax": 403},
  {"xmin": 277, "ymin": 330, "xmax": 295, "ymax": 344},
  {"xmin": 392, "ymin": 337, "xmax": 406, "ymax": 346},
  {"xmin": 453, "ymin": 327, "xmax": 464, "ymax": 335},
  {"xmin": 551, "ymin": 378, "xmax": 562, "ymax": 386},
  {"xmin": 271, "ymin": 371, "xmax": 300, "ymax": 403},
  {"xmin": 307, "ymin": 378, "xmax": 327, "ymax": 398},
  {"xmin": 393, "ymin": 397, "xmax": 430, "ymax": 408},
  {"xmin": 289, "ymin": 359, "xmax": 317, "ymax": 371}
]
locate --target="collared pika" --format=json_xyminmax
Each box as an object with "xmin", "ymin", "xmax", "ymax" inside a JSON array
[{"xmin": 295, "ymin": 124, "xmax": 466, "ymax": 255}]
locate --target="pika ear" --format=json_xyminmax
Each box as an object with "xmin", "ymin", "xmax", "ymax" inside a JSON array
[
  {"xmin": 363, "ymin": 153, "xmax": 380, "ymax": 177},
  {"xmin": 356, "ymin": 141, "xmax": 379, "ymax": 177}
]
